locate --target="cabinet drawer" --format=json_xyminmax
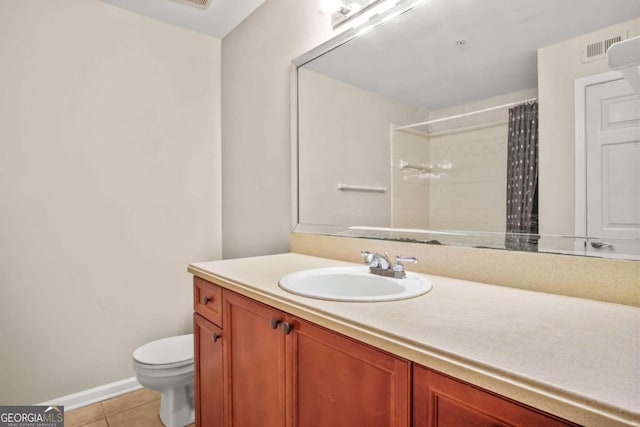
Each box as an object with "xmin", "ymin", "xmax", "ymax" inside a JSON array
[{"xmin": 194, "ymin": 277, "xmax": 222, "ymax": 326}]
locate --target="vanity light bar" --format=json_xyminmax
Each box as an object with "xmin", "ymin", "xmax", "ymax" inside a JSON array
[
  {"xmin": 294, "ymin": 0, "xmax": 429, "ymax": 66},
  {"xmin": 321, "ymin": 0, "xmax": 356, "ymax": 14},
  {"xmin": 355, "ymin": 0, "xmax": 398, "ymax": 26},
  {"xmin": 350, "ymin": 0, "xmax": 430, "ymax": 31}
]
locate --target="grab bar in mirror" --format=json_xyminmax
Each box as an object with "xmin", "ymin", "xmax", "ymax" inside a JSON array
[
  {"xmin": 337, "ymin": 183, "xmax": 386, "ymax": 193},
  {"xmin": 400, "ymin": 162, "xmax": 433, "ymax": 173}
]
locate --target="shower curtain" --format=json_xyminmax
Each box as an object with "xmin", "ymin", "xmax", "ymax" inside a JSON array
[{"xmin": 505, "ymin": 101, "xmax": 539, "ymax": 251}]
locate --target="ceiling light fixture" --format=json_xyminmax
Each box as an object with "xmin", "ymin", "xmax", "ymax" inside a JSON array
[
  {"xmin": 296, "ymin": 0, "xmax": 432, "ymax": 68},
  {"xmin": 349, "ymin": 3, "xmax": 363, "ymax": 13},
  {"xmin": 321, "ymin": 0, "xmax": 379, "ymax": 27},
  {"xmin": 320, "ymin": 0, "xmax": 351, "ymax": 15},
  {"xmin": 369, "ymin": 0, "xmax": 398, "ymax": 16},
  {"xmin": 330, "ymin": 0, "xmax": 431, "ymax": 31}
]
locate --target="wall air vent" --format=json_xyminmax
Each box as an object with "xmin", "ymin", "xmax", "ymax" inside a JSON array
[
  {"xmin": 582, "ymin": 34, "xmax": 625, "ymax": 63},
  {"xmin": 172, "ymin": 0, "xmax": 210, "ymax": 8}
]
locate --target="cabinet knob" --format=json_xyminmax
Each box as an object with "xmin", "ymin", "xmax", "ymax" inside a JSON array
[
  {"xmin": 281, "ymin": 322, "xmax": 293, "ymax": 335},
  {"xmin": 212, "ymin": 333, "xmax": 221, "ymax": 343},
  {"xmin": 202, "ymin": 296, "xmax": 212, "ymax": 305},
  {"xmin": 270, "ymin": 317, "xmax": 281, "ymax": 330}
]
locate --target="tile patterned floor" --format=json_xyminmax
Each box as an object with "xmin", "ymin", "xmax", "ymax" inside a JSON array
[{"xmin": 65, "ymin": 388, "xmax": 195, "ymax": 427}]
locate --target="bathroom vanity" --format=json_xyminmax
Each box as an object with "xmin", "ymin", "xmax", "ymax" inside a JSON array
[{"xmin": 189, "ymin": 253, "xmax": 639, "ymax": 426}]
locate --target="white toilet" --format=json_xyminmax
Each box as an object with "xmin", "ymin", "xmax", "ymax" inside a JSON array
[{"xmin": 133, "ymin": 334, "xmax": 195, "ymax": 427}]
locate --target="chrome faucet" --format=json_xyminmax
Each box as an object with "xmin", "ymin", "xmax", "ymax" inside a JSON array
[
  {"xmin": 361, "ymin": 251, "xmax": 390, "ymax": 269},
  {"xmin": 361, "ymin": 251, "xmax": 418, "ymax": 278}
]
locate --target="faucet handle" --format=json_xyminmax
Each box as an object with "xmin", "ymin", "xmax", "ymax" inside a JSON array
[
  {"xmin": 395, "ymin": 255, "xmax": 418, "ymax": 264},
  {"xmin": 392, "ymin": 256, "xmax": 418, "ymax": 275},
  {"xmin": 361, "ymin": 250, "xmax": 374, "ymax": 265},
  {"xmin": 379, "ymin": 252, "xmax": 391, "ymax": 270}
]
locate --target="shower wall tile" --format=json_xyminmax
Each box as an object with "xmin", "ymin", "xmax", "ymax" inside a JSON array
[
  {"xmin": 392, "ymin": 129, "xmax": 430, "ymax": 228},
  {"xmin": 429, "ymin": 122, "xmax": 508, "ymax": 233}
]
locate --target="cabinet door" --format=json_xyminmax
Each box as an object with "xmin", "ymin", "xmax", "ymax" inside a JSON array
[
  {"xmin": 413, "ymin": 365, "xmax": 579, "ymax": 427},
  {"xmin": 289, "ymin": 317, "xmax": 410, "ymax": 427},
  {"xmin": 223, "ymin": 291, "xmax": 287, "ymax": 427},
  {"xmin": 194, "ymin": 313, "xmax": 223, "ymax": 427}
]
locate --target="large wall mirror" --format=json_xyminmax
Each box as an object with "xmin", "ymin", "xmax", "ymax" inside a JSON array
[{"xmin": 293, "ymin": 0, "xmax": 640, "ymax": 260}]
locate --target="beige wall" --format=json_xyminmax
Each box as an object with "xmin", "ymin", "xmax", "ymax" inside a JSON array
[
  {"xmin": 298, "ymin": 69, "xmax": 423, "ymax": 227},
  {"xmin": 221, "ymin": 0, "xmax": 334, "ymax": 258},
  {"xmin": 0, "ymin": 0, "xmax": 221, "ymax": 404},
  {"xmin": 538, "ymin": 17, "xmax": 640, "ymax": 236}
]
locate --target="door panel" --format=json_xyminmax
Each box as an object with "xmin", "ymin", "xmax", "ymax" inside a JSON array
[
  {"xmin": 223, "ymin": 291, "xmax": 286, "ymax": 427},
  {"xmin": 413, "ymin": 365, "xmax": 578, "ymax": 427},
  {"xmin": 194, "ymin": 313, "xmax": 223, "ymax": 427},
  {"xmin": 290, "ymin": 317, "xmax": 410, "ymax": 427},
  {"xmin": 603, "ymin": 142, "xmax": 639, "ymax": 225},
  {"xmin": 586, "ymin": 78, "xmax": 640, "ymax": 258}
]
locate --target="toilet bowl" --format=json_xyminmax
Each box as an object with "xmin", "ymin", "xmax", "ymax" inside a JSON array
[{"xmin": 133, "ymin": 334, "xmax": 195, "ymax": 427}]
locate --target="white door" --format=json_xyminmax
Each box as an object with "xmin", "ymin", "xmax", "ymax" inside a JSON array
[{"xmin": 586, "ymin": 77, "xmax": 640, "ymax": 258}]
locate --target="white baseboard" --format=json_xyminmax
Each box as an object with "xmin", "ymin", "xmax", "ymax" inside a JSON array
[{"xmin": 38, "ymin": 377, "xmax": 142, "ymax": 411}]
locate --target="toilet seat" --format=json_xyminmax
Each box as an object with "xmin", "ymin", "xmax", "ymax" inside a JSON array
[
  {"xmin": 133, "ymin": 334, "xmax": 193, "ymax": 366},
  {"xmin": 134, "ymin": 358, "xmax": 193, "ymax": 370}
]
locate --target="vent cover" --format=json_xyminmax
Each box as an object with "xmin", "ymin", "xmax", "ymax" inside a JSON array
[
  {"xmin": 582, "ymin": 34, "xmax": 625, "ymax": 63},
  {"xmin": 172, "ymin": 0, "xmax": 210, "ymax": 8}
]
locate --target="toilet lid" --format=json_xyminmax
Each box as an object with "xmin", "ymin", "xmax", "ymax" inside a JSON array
[{"xmin": 133, "ymin": 334, "xmax": 193, "ymax": 365}]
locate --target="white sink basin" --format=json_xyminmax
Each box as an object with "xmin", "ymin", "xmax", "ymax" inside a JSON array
[{"xmin": 278, "ymin": 266, "xmax": 432, "ymax": 302}]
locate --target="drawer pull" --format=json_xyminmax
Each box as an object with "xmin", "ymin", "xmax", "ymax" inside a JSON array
[
  {"xmin": 202, "ymin": 296, "xmax": 212, "ymax": 305},
  {"xmin": 270, "ymin": 317, "xmax": 281, "ymax": 330},
  {"xmin": 212, "ymin": 333, "xmax": 221, "ymax": 343},
  {"xmin": 281, "ymin": 322, "xmax": 293, "ymax": 335}
]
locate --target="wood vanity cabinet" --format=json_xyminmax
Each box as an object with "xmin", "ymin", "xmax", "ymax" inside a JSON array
[
  {"xmin": 194, "ymin": 277, "xmax": 410, "ymax": 427},
  {"xmin": 223, "ymin": 290, "xmax": 410, "ymax": 427},
  {"xmin": 413, "ymin": 365, "xmax": 579, "ymax": 427},
  {"xmin": 194, "ymin": 276, "xmax": 576, "ymax": 427}
]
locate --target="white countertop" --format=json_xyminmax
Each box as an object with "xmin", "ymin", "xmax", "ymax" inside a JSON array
[{"xmin": 189, "ymin": 253, "xmax": 640, "ymax": 426}]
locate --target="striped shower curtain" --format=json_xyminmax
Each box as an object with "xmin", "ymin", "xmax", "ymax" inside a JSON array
[{"xmin": 505, "ymin": 101, "xmax": 539, "ymax": 251}]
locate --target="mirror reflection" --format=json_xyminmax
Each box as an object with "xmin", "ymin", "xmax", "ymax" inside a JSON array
[{"xmin": 296, "ymin": 0, "xmax": 640, "ymax": 259}]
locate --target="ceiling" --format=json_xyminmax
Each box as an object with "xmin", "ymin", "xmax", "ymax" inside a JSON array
[
  {"xmin": 99, "ymin": 0, "xmax": 265, "ymax": 38},
  {"xmin": 305, "ymin": 0, "xmax": 640, "ymax": 110}
]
